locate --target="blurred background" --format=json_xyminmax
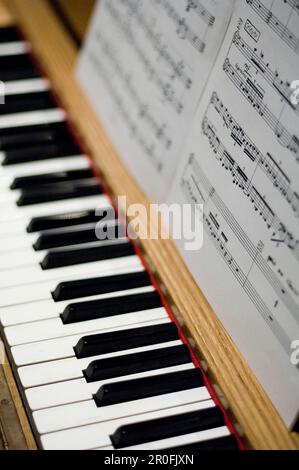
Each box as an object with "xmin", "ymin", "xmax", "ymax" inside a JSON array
[{"xmin": 50, "ymin": 0, "xmax": 95, "ymax": 44}]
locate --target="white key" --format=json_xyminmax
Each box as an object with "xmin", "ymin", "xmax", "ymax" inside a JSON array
[
  {"xmin": 0, "ymin": 156, "xmax": 89, "ymax": 195},
  {"xmin": 0, "ymin": 263, "xmax": 144, "ymax": 308},
  {"xmin": 4, "ymin": 78, "xmax": 50, "ymax": 95},
  {"xmin": 0, "ymin": 285, "xmax": 155, "ymax": 326},
  {"xmin": 0, "ymin": 41, "xmax": 30, "ymax": 56},
  {"xmin": 19, "ymin": 339, "xmax": 183, "ymax": 389},
  {"xmin": 0, "ymin": 280, "xmax": 56, "ymax": 309},
  {"xmin": 0, "ymin": 194, "xmax": 108, "ymax": 233},
  {"xmin": 11, "ymin": 318, "xmax": 170, "ymax": 366},
  {"xmin": 115, "ymin": 426, "xmax": 231, "ymax": 450},
  {"xmin": 0, "ymin": 191, "xmax": 19, "ymax": 204},
  {"xmin": 0, "ymin": 156, "xmax": 88, "ymax": 183},
  {"xmin": 0, "ymin": 108, "xmax": 65, "ymax": 130},
  {"xmin": 0, "ymin": 257, "xmax": 144, "ymax": 310},
  {"xmin": 0, "ymin": 194, "xmax": 108, "ymax": 222},
  {"xmin": 0, "ymin": 226, "xmax": 124, "ymax": 270},
  {"xmin": 0, "ymin": 219, "xmax": 105, "ymax": 252},
  {"xmin": 0, "ymin": 215, "xmax": 119, "ymax": 253},
  {"xmin": 0, "ymin": 245, "xmax": 42, "ymax": 267},
  {"xmin": 40, "ymin": 400, "xmax": 215, "ymax": 450},
  {"xmin": 25, "ymin": 351, "xmax": 188, "ymax": 409},
  {"xmin": 0, "ymin": 223, "xmax": 37, "ymax": 245},
  {"xmin": 0, "ymin": 219, "xmax": 31, "ymax": 238},
  {"xmin": 33, "ymin": 385, "xmax": 209, "ymax": 434},
  {"xmin": 0, "ymin": 202, "xmax": 111, "ymax": 240},
  {"xmin": 0, "ymin": 240, "xmax": 133, "ymax": 290},
  {"xmin": 0, "ymin": 254, "xmax": 141, "ymax": 290},
  {"xmin": 1, "ymin": 218, "xmax": 117, "ymax": 253},
  {"xmin": 0, "ymin": 183, "xmax": 105, "ymax": 212},
  {"xmin": 4, "ymin": 307, "xmax": 168, "ymax": 346}
]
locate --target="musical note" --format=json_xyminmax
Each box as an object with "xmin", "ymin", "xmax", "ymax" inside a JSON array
[
  {"xmin": 209, "ymin": 93, "xmax": 299, "ymax": 217},
  {"xmin": 223, "ymin": 58, "xmax": 299, "ymax": 159},
  {"xmin": 116, "ymin": 1, "xmax": 194, "ymax": 91},
  {"xmin": 185, "ymin": 0, "xmax": 215, "ymax": 26},
  {"xmin": 107, "ymin": 1, "xmax": 185, "ymax": 115},
  {"xmin": 202, "ymin": 116, "xmax": 299, "ymax": 264},
  {"xmin": 182, "ymin": 158, "xmax": 299, "ymax": 325},
  {"xmin": 182, "ymin": 167, "xmax": 296, "ymax": 354},
  {"xmin": 246, "ymin": 0, "xmax": 299, "ymax": 55},
  {"xmin": 154, "ymin": 0, "xmax": 206, "ymax": 53},
  {"xmin": 91, "ymin": 29, "xmax": 172, "ymax": 171},
  {"xmin": 283, "ymin": 0, "xmax": 299, "ymax": 15},
  {"xmin": 232, "ymin": 31, "xmax": 299, "ymax": 115}
]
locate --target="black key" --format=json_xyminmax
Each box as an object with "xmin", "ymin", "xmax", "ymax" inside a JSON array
[
  {"xmin": 61, "ymin": 290, "xmax": 162, "ymax": 324},
  {"xmin": 11, "ymin": 168, "xmax": 93, "ymax": 190},
  {"xmin": 0, "ymin": 91, "xmax": 55, "ymax": 115},
  {"xmin": 41, "ymin": 241, "xmax": 135, "ymax": 270},
  {"xmin": 27, "ymin": 207, "xmax": 114, "ymax": 233},
  {"xmin": 110, "ymin": 406, "xmax": 224, "ymax": 448},
  {"xmin": 54, "ymin": 270, "xmax": 151, "ymax": 302},
  {"xmin": 0, "ymin": 26, "xmax": 20, "ymax": 43},
  {"xmin": 165, "ymin": 435, "xmax": 239, "ymax": 451},
  {"xmin": 74, "ymin": 322, "xmax": 178, "ymax": 359},
  {"xmin": 0, "ymin": 122, "xmax": 70, "ymax": 149},
  {"xmin": 0, "ymin": 52, "xmax": 34, "ymax": 70},
  {"xmin": 2, "ymin": 140, "xmax": 80, "ymax": 165},
  {"xmin": 0, "ymin": 65, "xmax": 39, "ymax": 82},
  {"xmin": 93, "ymin": 368, "xmax": 203, "ymax": 407},
  {"xmin": 84, "ymin": 344, "xmax": 191, "ymax": 383},
  {"xmin": 17, "ymin": 179, "xmax": 101, "ymax": 206},
  {"xmin": 33, "ymin": 221, "xmax": 121, "ymax": 251}
]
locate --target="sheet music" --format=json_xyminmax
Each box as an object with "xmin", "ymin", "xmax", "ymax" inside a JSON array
[
  {"xmin": 168, "ymin": 0, "xmax": 299, "ymax": 428},
  {"xmin": 76, "ymin": 0, "xmax": 234, "ymax": 201}
]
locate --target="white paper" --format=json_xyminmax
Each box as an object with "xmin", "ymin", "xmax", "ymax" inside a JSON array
[
  {"xmin": 168, "ymin": 0, "xmax": 299, "ymax": 429},
  {"xmin": 76, "ymin": 0, "xmax": 234, "ymax": 201}
]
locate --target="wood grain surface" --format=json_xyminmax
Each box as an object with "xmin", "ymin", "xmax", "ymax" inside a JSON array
[
  {"xmin": 0, "ymin": 360, "xmax": 36, "ymax": 450},
  {"xmin": 53, "ymin": 0, "xmax": 95, "ymax": 41},
  {"xmin": 1, "ymin": 0, "xmax": 299, "ymax": 450}
]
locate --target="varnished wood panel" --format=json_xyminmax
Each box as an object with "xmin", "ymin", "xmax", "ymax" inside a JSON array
[
  {"xmin": 2, "ymin": 0, "xmax": 299, "ymax": 450},
  {"xmin": 0, "ymin": 359, "xmax": 36, "ymax": 450},
  {"xmin": 0, "ymin": 364, "xmax": 27, "ymax": 450},
  {"xmin": 52, "ymin": 0, "xmax": 95, "ymax": 41},
  {"xmin": 0, "ymin": 0, "xmax": 12, "ymax": 25}
]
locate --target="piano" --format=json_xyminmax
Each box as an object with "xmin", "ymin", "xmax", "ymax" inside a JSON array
[{"xmin": 0, "ymin": 0, "xmax": 298, "ymax": 451}]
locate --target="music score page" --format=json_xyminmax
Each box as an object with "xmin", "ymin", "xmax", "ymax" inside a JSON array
[
  {"xmin": 77, "ymin": 0, "xmax": 234, "ymax": 201},
  {"xmin": 168, "ymin": 0, "xmax": 299, "ymax": 429}
]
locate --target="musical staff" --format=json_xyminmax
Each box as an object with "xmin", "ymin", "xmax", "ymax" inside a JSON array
[
  {"xmin": 182, "ymin": 157, "xmax": 299, "ymax": 326},
  {"xmin": 119, "ymin": 0, "xmax": 193, "ymax": 91},
  {"xmin": 181, "ymin": 164, "xmax": 297, "ymax": 356},
  {"xmin": 246, "ymin": 0, "xmax": 299, "ymax": 55},
  {"xmin": 92, "ymin": 29, "xmax": 172, "ymax": 171},
  {"xmin": 153, "ymin": 0, "xmax": 206, "ymax": 54},
  {"xmin": 201, "ymin": 117, "xmax": 299, "ymax": 265},
  {"xmin": 232, "ymin": 31, "xmax": 299, "ymax": 116},
  {"xmin": 209, "ymin": 93, "xmax": 299, "ymax": 217},
  {"xmin": 284, "ymin": 0, "xmax": 299, "ymax": 14},
  {"xmin": 106, "ymin": 1, "xmax": 184, "ymax": 114},
  {"xmin": 163, "ymin": 0, "xmax": 299, "ymax": 423},
  {"xmin": 283, "ymin": 0, "xmax": 299, "ymax": 13},
  {"xmin": 223, "ymin": 58, "xmax": 299, "ymax": 159},
  {"xmin": 185, "ymin": 0, "xmax": 215, "ymax": 26}
]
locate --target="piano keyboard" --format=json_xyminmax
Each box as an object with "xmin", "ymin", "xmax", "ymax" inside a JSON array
[{"xmin": 0, "ymin": 25, "xmax": 240, "ymax": 451}]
